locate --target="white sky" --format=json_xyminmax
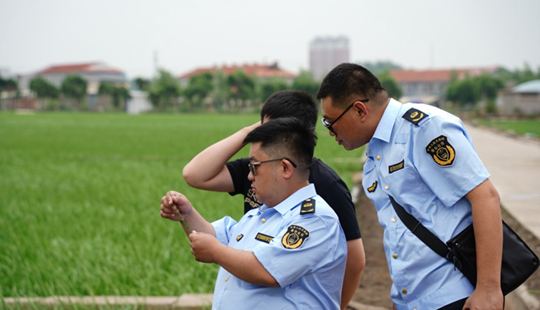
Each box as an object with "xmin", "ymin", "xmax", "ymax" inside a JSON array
[{"xmin": 1, "ymin": 0, "xmax": 539, "ymax": 80}]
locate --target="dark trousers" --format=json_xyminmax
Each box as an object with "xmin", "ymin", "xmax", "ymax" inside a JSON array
[{"xmin": 438, "ymin": 298, "xmax": 467, "ymax": 310}]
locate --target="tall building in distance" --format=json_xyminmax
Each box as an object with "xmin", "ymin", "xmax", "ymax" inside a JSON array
[{"xmin": 309, "ymin": 36, "xmax": 350, "ymax": 81}]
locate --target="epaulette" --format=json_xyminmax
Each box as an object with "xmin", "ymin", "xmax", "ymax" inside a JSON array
[
  {"xmin": 402, "ymin": 108, "xmax": 429, "ymax": 126},
  {"xmin": 300, "ymin": 198, "xmax": 315, "ymax": 215}
]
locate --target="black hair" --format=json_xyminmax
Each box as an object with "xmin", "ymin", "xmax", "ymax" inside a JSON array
[
  {"xmin": 244, "ymin": 117, "xmax": 317, "ymax": 177},
  {"xmin": 260, "ymin": 90, "xmax": 318, "ymax": 130},
  {"xmin": 317, "ymin": 63, "xmax": 386, "ymax": 107}
]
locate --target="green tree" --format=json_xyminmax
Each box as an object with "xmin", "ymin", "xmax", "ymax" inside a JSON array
[
  {"xmin": 29, "ymin": 76, "xmax": 58, "ymax": 99},
  {"xmin": 475, "ymin": 74, "xmax": 504, "ymax": 101},
  {"xmin": 259, "ymin": 79, "xmax": 289, "ymax": 102},
  {"xmin": 99, "ymin": 82, "xmax": 131, "ymax": 110},
  {"xmin": 133, "ymin": 77, "xmax": 150, "ymax": 91},
  {"xmin": 378, "ymin": 71, "xmax": 403, "ymax": 100},
  {"xmin": 445, "ymin": 77, "xmax": 479, "ymax": 108},
  {"xmin": 148, "ymin": 69, "xmax": 181, "ymax": 111},
  {"xmin": 227, "ymin": 70, "xmax": 255, "ymax": 100},
  {"xmin": 184, "ymin": 72, "xmax": 214, "ymax": 102},
  {"xmin": 292, "ymin": 71, "xmax": 319, "ymax": 99},
  {"xmin": 0, "ymin": 77, "xmax": 18, "ymax": 92},
  {"xmin": 61, "ymin": 75, "xmax": 87, "ymax": 108},
  {"xmin": 359, "ymin": 61, "xmax": 403, "ymax": 75}
]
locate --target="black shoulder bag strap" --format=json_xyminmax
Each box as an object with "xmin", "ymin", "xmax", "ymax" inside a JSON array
[{"xmin": 388, "ymin": 195, "xmax": 451, "ymax": 259}]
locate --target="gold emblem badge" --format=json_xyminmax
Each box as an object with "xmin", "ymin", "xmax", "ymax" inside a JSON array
[
  {"xmin": 300, "ymin": 198, "xmax": 315, "ymax": 214},
  {"xmin": 403, "ymin": 108, "xmax": 428, "ymax": 125},
  {"xmin": 425, "ymin": 135, "xmax": 456, "ymax": 166},
  {"xmin": 282, "ymin": 225, "xmax": 309, "ymax": 249},
  {"xmin": 236, "ymin": 234, "xmax": 244, "ymax": 242},
  {"xmin": 367, "ymin": 181, "xmax": 377, "ymax": 193}
]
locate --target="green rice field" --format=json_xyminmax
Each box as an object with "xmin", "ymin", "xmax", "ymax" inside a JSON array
[{"xmin": 0, "ymin": 112, "xmax": 364, "ymax": 299}]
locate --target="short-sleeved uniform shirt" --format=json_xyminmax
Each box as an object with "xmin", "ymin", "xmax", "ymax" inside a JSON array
[
  {"xmin": 211, "ymin": 184, "xmax": 348, "ymax": 309},
  {"xmin": 226, "ymin": 157, "xmax": 361, "ymax": 241},
  {"xmin": 362, "ymin": 99, "xmax": 490, "ymax": 310}
]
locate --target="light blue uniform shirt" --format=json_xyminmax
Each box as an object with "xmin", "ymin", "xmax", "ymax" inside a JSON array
[
  {"xmin": 211, "ymin": 184, "xmax": 347, "ymax": 310},
  {"xmin": 362, "ymin": 99, "xmax": 490, "ymax": 310}
]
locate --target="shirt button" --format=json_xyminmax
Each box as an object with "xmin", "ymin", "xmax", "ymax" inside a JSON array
[
  {"xmin": 384, "ymin": 185, "xmax": 389, "ymax": 190},
  {"xmin": 224, "ymin": 276, "xmax": 229, "ymax": 281},
  {"xmin": 402, "ymin": 288, "xmax": 408, "ymax": 294},
  {"xmin": 392, "ymin": 254, "xmax": 398, "ymax": 259},
  {"xmin": 391, "ymin": 217, "xmax": 397, "ymax": 222},
  {"xmin": 376, "ymin": 155, "xmax": 381, "ymax": 160},
  {"xmin": 261, "ymin": 218, "xmax": 266, "ymax": 223}
]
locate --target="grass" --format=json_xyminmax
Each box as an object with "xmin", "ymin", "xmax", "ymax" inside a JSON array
[
  {"xmin": 0, "ymin": 112, "xmax": 363, "ymax": 299},
  {"xmin": 475, "ymin": 118, "xmax": 540, "ymax": 137}
]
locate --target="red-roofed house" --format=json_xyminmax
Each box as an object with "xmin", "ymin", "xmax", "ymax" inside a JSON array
[
  {"xmin": 35, "ymin": 62, "xmax": 127, "ymax": 94},
  {"xmin": 178, "ymin": 62, "xmax": 296, "ymax": 87},
  {"xmin": 390, "ymin": 67, "xmax": 499, "ymax": 104}
]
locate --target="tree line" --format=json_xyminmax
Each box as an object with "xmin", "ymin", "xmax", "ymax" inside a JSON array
[{"xmin": 1, "ymin": 62, "xmax": 539, "ymax": 113}]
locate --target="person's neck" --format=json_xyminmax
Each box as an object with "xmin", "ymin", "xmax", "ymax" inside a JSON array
[{"xmin": 267, "ymin": 180, "xmax": 309, "ymax": 208}]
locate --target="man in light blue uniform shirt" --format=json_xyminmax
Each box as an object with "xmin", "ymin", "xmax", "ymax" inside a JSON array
[
  {"xmin": 318, "ymin": 63, "xmax": 503, "ymax": 310},
  {"xmin": 160, "ymin": 118, "xmax": 347, "ymax": 310}
]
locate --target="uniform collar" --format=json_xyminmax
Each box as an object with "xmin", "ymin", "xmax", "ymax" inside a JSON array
[
  {"xmin": 371, "ymin": 98, "xmax": 402, "ymax": 144},
  {"xmin": 261, "ymin": 184, "xmax": 316, "ymax": 215}
]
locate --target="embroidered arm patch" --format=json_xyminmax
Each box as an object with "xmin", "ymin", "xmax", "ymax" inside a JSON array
[
  {"xmin": 425, "ymin": 135, "xmax": 456, "ymax": 166},
  {"xmin": 282, "ymin": 225, "xmax": 310, "ymax": 249}
]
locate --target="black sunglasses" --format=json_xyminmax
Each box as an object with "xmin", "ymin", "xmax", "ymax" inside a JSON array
[
  {"xmin": 321, "ymin": 99, "xmax": 369, "ymax": 135},
  {"xmin": 248, "ymin": 158, "xmax": 297, "ymax": 176}
]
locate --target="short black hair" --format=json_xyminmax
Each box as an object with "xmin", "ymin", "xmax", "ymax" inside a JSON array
[
  {"xmin": 260, "ymin": 90, "xmax": 318, "ymax": 130},
  {"xmin": 244, "ymin": 117, "xmax": 316, "ymax": 177},
  {"xmin": 317, "ymin": 63, "xmax": 385, "ymax": 107}
]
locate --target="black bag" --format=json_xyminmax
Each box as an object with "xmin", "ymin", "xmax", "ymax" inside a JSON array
[{"xmin": 389, "ymin": 195, "xmax": 539, "ymax": 295}]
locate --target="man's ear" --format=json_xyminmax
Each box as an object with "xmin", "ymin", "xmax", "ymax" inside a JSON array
[
  {"xmin": 354, "ymin": 100, "xmax": 369, "ymax": 121},
  {"xmin": 280, "ymin": 159, "xmax": 295, "ymax": 179}
]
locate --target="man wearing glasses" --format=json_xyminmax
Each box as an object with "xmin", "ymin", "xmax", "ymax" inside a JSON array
[
  {"xmin": 318, "ymin": 63, "xmax": 503, "ymax": 310},
  {"xmin": 182, "ymin": 90, "xmax": 365, "ymax": 309},
  {"xmin": 161, "ymin": 118, "xmax": 347, "ymax": 309}
]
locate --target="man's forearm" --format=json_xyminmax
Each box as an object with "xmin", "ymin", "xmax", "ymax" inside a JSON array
[
  {"xmin": 214, "ymin": 246, "xmax": 279, "ymax": 287},
  {"xmin": 182, "ymin": 122, "xmax": 260, "ymax": 191},
  {"xmin": 467, "ymin": 179, "xmax": 503, "ymax": 289}
]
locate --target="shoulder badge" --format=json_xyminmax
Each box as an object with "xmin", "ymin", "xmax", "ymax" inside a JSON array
[
  {"xmin": 282, "ymin": 225, "xmax": 310, "ymax": 249},
  {"xmin": 255, "ymin": 233, "xmax": 273, "ymax": 244},
  {"xmin": 403, "ymin": 108, "xmax": 428, "ymax": 125},
  {"xmin": 367, "ymin": 181, "xmax": 377, "ymax": 193},
  {"xmin": 300, "ymin": 198, "xmax": 315, "ymax": 215},
  {"xmin": 425, "ymin": 135, "xmax": 456, "ymax": 166}
]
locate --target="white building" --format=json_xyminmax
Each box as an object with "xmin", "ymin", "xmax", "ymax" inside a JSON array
[{"xmin": 309, "ymin": 36, "xmax": 350, "ymax": 81}]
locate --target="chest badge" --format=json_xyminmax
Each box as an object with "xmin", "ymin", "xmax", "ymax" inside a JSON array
[
  {"xmin": 367, "ymin": 181, "xmax": 378, "ymax": 193},
  {"xmin": 236, "ymin": 234, "xmax": 244, "ymax": 242},
  {"xmin": 389, "ymin": 160, "xmax": 405, "ymax": 174},
  {"xmin": 282, "ymin": 225, "xmax": 310, "ymax": 249},
  {"xmin": 426, "ymin": 135, "xmax": 456, "ymax": 166},
  {"xmin": 255, "ymin": 233, "xmax": 274, "ymax": 244}
]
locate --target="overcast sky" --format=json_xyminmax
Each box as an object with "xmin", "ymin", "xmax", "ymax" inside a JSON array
[{"xmin": 1, "ymin": 0, "xmax": 539, "ymax": 80}]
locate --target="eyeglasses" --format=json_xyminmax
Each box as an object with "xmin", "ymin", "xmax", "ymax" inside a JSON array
[
  {"xmin": 321, "ymin": 99, "xmax": 369, "ymax": 135},
  {"xmin": 248, "ymin": 158, "xmax": 297, "ymax": 176}
]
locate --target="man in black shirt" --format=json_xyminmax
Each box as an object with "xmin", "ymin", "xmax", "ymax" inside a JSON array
[{"xmin": 183, "ymin": 90, "xmax": 365, "ymax": 309}]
